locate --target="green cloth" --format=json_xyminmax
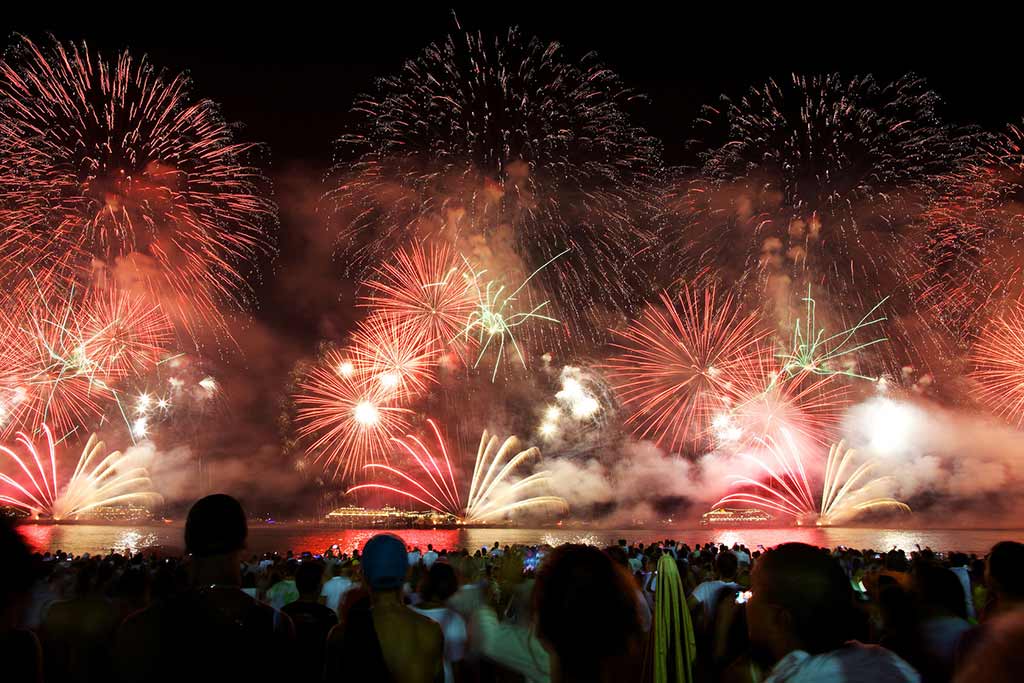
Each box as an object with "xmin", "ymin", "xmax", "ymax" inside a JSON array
[{"xmin": 650, "ymin": 554, "xmax": 696, "ymax": 683}]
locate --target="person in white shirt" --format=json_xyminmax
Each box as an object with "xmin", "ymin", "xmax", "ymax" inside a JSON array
[
  {"xmin": 320, "ymin": 562, "xmax": 353, "ymax": 616},
  {"xmin": 423, "ymin": 544, "xmax": 439, "ymax": 568},
  {"xmin": 409, "ymin": 562, "xmax": 467, "ymax": 683},
  {"xmin": 691, "ymin": 550, "xmax": 741, "ymax": 632},
  {"xmin": 748, "ymin": 543, "xmax": 919, "ymax": 683},
  {"xmin": 408, "ymin": 546, "xmax": 422, "ymax": 567}
]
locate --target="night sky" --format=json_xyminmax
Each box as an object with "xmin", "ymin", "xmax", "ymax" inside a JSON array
[{"xmin": 2, "ymin": 7, "xmax": 1022, "ymax": 513}]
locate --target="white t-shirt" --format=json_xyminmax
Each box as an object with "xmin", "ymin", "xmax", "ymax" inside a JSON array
[
  {"xmin": 410, "ymin": 606, "xmax": 467, "ymax": 683},
  {"xmin": 320, "ymin": 575, "xmax": 353, "ymax": 615},
  {"xmin": 692, "ymin": 580, "xmax": 741, "ymax": 624},
  {"xmin": 734, "ymin": 550, "xmax": 751, "ymax": 566},
  {"xmin": 408, "ymin": 550, "xmax": 422, "ymax": 566},
  {"xmin": 423, "ymin": 550, "xmax": 439, "ymax": 568}
]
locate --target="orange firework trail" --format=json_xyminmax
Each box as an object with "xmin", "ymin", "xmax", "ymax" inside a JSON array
[
  {"xmin": 348, "ymin": 418, "xmax": 567, "ymax": 523},
  {"xmin": 0, "ymin": 35, "xmax": 275, "ymax": 341},
  {"xmin": 0, "ymin": 424, "xmax": 161, "ymax": 520},
  {"xmin": 970, "ymin": 301, "xmax": 1024, "ymax": 427},
  {"xmin": 713, "ymin": 349, "xmax": 850, "ymax": 454},
  {"xmin": 0, "ymin": 284, "xmax": 171, "ymax": 439},
  {"xmin": 604, "ymin": 287, "xmax": 771, "ymax": 454},
  {"xmin": 293, "ymin": 348, "xmax": 413, "ymax": 480},
  {"xmin": 360, "ymin": 243, "xmax": 475, "ymax": 356},
  {"xmin": 715, "ymin": 432, "xmax": 909, "ymax": 525},
  {"xmin": 348, "ymin": 314, "xmax": 438, "ymax": 401}
]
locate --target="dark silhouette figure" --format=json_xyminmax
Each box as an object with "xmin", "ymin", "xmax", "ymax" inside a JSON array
[
  {"xmin": 114, "ymin": 494, "xmax": 295, "ymax": 683},
  {"xmin": 281, "ymin": 559, "xmax": 337, "ymax": 679}
]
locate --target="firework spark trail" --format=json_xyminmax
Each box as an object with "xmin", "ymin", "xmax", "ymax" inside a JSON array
[
  {"xmin": 715, "ymin": 349, "xmax": 850, "ymax": 453},
  {"xmin": 294, "ymin": 348, "xmax": 412, "ymax": 481},
  {"xmin": 970, "ymin": 301, "xmax": 1024, "ymax": 426},
  {"xmin": 604, "ymin": 287, "xmax": 771, "ymax": 454},
  {"xmin": 680, "ymin": 73, "xmax": 973, "ymax": 376},
  {"xmin": 0, "ymin": 35, "xmax": 275, "ymax": 342},
  {"xmin": 458, "ymin": 250, "xmax": 564, "ymax": 382},
  {"xmin": 715, "ymin": 431, "xmax": 910, "ymax": 525},
  {"xmin": 0, "ymin": 424, "xmax": 161, "ymax": 519},
  {"xmin": 777, "ymin": 288, "xmax": 889, "ymax": 381},
  {"xmin": 348, "ymin": 419, "xmax": 567, "ymax": 523},
  {"xmin": 331, "ymin": 26, "xmax": 661, "ymax": 346},
  {"xmin": 348, "ymin": 314, "xmax": 438, "ymax": 401},
  {"xmin": 360, "ymin": 243, "xmax": 475, "ymax": 356}
]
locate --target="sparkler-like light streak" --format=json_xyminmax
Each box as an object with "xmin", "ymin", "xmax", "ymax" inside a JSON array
[
  {"xmin": 458, "ymin": 250, "xmax": 565, "ymax": 382},
  {"xmin": 348, "ymin": 419, "xmax": 568, "ymax": 523},
  {"xmin": 0, "ymin": 424, "xmax": 161, "ymax": 520},
  {"xmin": 605, "ymin": 287, "xmax": 770, "ymax": 454},
  {"xmin": 970, "ymin": 301, "xmax": 1024, "ymax": 426},
  {"xmin": 777, "ymin": 289, "xmax": 889, "ymax": 381},
  {"xmin": 293, "ymin": 348, "xmax": 412, "ymax": 481},
  {"xmin": 360, "ymin": 243, "xmax": 475, "ymax": 356},
  {"xmin": 715, "ymin": 431, "xmax": 910, "ymax": 525}
]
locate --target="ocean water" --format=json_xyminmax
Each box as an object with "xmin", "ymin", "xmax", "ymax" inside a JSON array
[{"xmin": 15, "ymin": 523, "xmax": 1024, "ymax": 556}]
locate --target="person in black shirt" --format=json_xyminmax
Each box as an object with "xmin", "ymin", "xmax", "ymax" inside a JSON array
[{"xmin": 281, "ymin": 559, "xmax": 337, "ymax": 678}]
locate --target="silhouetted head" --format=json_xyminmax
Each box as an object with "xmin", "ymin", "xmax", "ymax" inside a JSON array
[
  {"xmin": 295, "ymin": 560, "xmax": 325, "ymax": 597},
  {"xmin": 534, "ymin": 544, "xmax": 641, "ymax": 681},
  {"xmin": 185, "ymin": 494, "xmax": 247, "ymax": 558},
  {"xmin": 748, "ymin": 543, "xmax": 855, "ymax": 662}
]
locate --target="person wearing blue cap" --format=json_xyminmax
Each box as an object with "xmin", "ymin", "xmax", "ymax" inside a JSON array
[{"xmin": 325, "ymin": 533, "xmax": 443, "ymax": 682}]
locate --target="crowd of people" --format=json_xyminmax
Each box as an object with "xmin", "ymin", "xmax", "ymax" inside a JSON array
[{"xmin": 1, "ymin": 493, "xmax": 1021, "ymax": 682}]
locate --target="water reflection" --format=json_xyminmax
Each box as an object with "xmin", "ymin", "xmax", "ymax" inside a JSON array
[{"xmin": 14, "ymin": 523, "xmax": 1024, "ymax": 557}]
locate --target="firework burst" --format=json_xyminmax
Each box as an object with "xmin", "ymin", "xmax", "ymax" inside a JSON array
[
  {"xmin": 0, "ymin": 425, "xmax": 161, "ymax": 520},
  {"xmin": 360, "ymin": 243, "xmax": 475, "ymax": 356},
  {"xmin": 680, "ymin": 73, "xmax": 970, "ymax": 375},
  {"xmin": 714, "ymin": 350, "xmax": 850, "ymax": 453},
  {"xmin": 604, "ymin": 287, "xmax": 771, "ymax": 454},
  {"xmin": 715, "ymin": 432, "xmax": 910, "ymax": 525},
  {"xmin": 970, "ymin": 301, "xmax": 1024, "ymax": 426},
  {"xmin": 331, "ymin": 25, "xmax": 661, "ymax": 342},
  {"xmin": 348, "ymin": 314, "xmax": 438, "ymax": 400},
  {"xmin": 0, "ymin": 35, "xmax": 276, "ymax": 341},
  {"xmin": 348, "ymin": 418, "xmax": 567, "ymax": 523},
  {"xmin": 293, "ymin": 348, "xmax": 412, "ymax": 480}
]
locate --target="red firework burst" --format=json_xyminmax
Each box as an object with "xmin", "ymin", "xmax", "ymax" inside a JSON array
[
  {"xmin": 604, "ymin": 287, "xmax": 771, "ymax": 454},
  {"xmin": 714, "ymin": 349, "xmax": 851, "ymax": 453},
  {"xmin": 348, "ymin": 315, "xmax": 438, "ymax": 401},
  {"xmin": 970, "ymin": 301, "xmax": 1024, "ymax": 426},
  {"xmin": 360, "ymin": 243, "xmax": 475, "ymax": 355},
  {"xmin": 79, "ymin": 288, "xmax": 173, "ymax": 380},
  {"xmin": 294, "ymin": 348, "xmax": 412, "ymax": 480},
  {"xmin": 0, "ymin": 35, "xmax": 275, "ymax": 341}
]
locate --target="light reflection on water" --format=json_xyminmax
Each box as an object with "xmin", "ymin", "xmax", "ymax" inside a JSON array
[{"xmin": 15, "ymin": 524, "xmax": 1024, "ymax": 556}]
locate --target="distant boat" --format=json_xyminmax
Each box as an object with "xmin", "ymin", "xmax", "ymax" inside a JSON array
[{"xmin": 700, "ymin": 507, "xmax": 773, "ymax": 527}]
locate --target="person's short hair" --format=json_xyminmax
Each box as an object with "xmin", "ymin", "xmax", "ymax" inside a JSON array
[
  {"xmin": 362, "ymin": 534, "xmax": 408, "ymax": 591},
  {"xmin": 295, "ymin": 560, "xmax": 325, "ymax": 595},
  {"xmin": 913, "ymin": 562, "xmax": 967, "ymax": 619},
  {"xmin": 988, "ymin": 541, "xmax": 1024, "ymax": 599},
  {"xmin": 185, "ymin": 494, "xmax": 247, "ymax": 558},
  {"xmin": 420, "ymin": 562, "xmax": 458, "ymax": 602},
  {"xmin": 534, "ymin": 544, "xmax": 641, "ymax": 677},
  {"xmin": 754, "ymin": 543, "xmax": 855, "ymax": 654},
  {"xmin": 716, "ymin": 550, "xmax": 738, "ymax": 579}
]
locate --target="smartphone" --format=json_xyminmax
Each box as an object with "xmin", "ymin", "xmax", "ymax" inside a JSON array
[{"xmin": 735, "ymin": 590, "xmax": 753, "ymax": 604}]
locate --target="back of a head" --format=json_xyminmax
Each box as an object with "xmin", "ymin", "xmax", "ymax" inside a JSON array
[
  {"xmin": 913, "ymin": 563, "xmax": 967, "ymax": 619},
  {"xmin": 754, "ymin": 543, "xmax": 855, "ymax": 654},
  {"xmin": 534, "ymin": 544, "xmax": 641, "ymax": 678},
  {"xmin": 421, "ymin": 562, "xmax": 458, "ymax": 602},
  {"xmin": 716, "ymin": 550, "xmax": 738, "ymax": 580},
  {"xmin": 296, "ymin": 560, "xmax": 325, "ymax": 596},
  {"xmin": 362, "ymin": 534, "xmax": 408, "ymax": 592},
  {"xmin": 987, "ymin": 541, "xmax": 1024, "ymax": 600},
  {"xmin": 185, "ymin": 494, "xmax": 247, "ymax": 558},
  {"xmin": 0, "ymin": 521, "xmax": 33, "ymax": 614}
]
